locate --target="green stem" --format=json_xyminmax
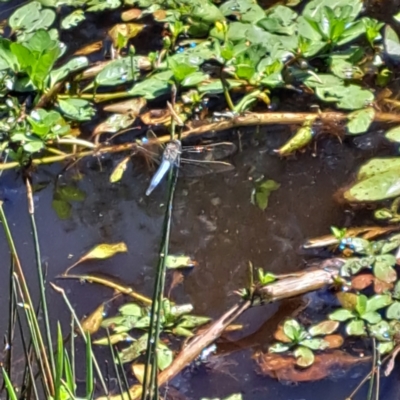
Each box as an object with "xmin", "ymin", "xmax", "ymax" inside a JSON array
[{"xmin": 27, "ymin": 180, "xmax": 56, "ymax": 378}]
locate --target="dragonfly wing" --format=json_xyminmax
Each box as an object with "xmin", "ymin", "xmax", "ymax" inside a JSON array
[
  {"xmin": 145, "ymin": 159, "xmax": 171, "ymax": 196},
  {"xmin": 181, "ymin": 142, "xmax": 237, "ymax": 162},
  {"xmin": 180, "ymin": 159, "xmax": 234, "ymax": 178}
]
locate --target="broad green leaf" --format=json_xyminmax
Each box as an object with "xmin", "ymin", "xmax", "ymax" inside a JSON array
[
  {"xmin": 369, "ymin": 321, "xmax": 392, "ymax": 341},
  {"xmin": 220, "ymin": 0, "xmax": 265, "ymax": 23},
  {"xmin": 58, "ymin": 98, "xmax": 95, "ymax": 121},
  {"xmin": 268, "ymin": 342, "xmax": 291, "ymax": 353},
  {"xmin": 294, "ymin": 346, "xmax": 314, "ymax": 367},
  {"xmin": 0, "ymin": 39, "xmax": 19, "ymax": 71},
  {"xmin": 181, "ymin": 72, "xmax": 209, "ymax": 87},
  {"xmin": 94, "ymin": 57, "xmax": 139, "ymax": 87},
  {"xmin": 302, "ymin": 0, "xmax": 362, "ymax": 21},
  {"xmin": 377, "ymin": 341, "xmax": 394, "ymax": 355},
  {"xmin": 119, "ymin": 303, "xmax": 142, "ymax": 317},
  {"xmin": 257, "ymin": 6, "xmax": 298, "ymax": 35},
  {"xmin": 128, "ymin": 71, "xmax": 173, "ymax": 99},
  {"xmin": 374, "ymin": 256, "xmax": 397, "ymax": 283},
  {"xmin": 61, "ymin": 9, "xmax": 85, "ymax": 30},
  {"xmin": 119, "ymin": 334, "xmax": 148, "ymax": 363},
  {"xmin": 344, "ymin": 169, "xmax": 400, "ymax": 202},
  {"xmin": 49, "ymin": 56, "xmax": 88, "ymax": 87},
  {"xmin": 157, "ymin": 342, "xmax": 173, "ymax": 370},
  {"xmin": 387, "ymin": 301, "xmax": 400, "ymax": 320},
  {"xmin": 58, "ymin": 185, "xmax": 86, "ymax": 201},
  {"xmin": 283, "ymin": 319, "xmax": 302, "ymax": 341},
  {"xmin": 9, "ymin": 2, "xmax": 56, "ymax": 33},
  {"xmin": 346, "ymin": 319, "xmax": 366, "ymax": 336},
  {"xmin": 172, "ymin": 326, "xmax": 195, "ymax": 337},
  {"xmin": 329, "ymin": 309, "xmax": 355, "ymax": 321},
  {"xmin": 366, "ymin": 294, "xmax": 392, "ymax": 312},
  {"xmin": 393, "ymin": 281, "xmax": 400, "ymax": 300},
  {"xmin": 252, "ymin": 179, "xmax": 280, "ymax": 211},
  {"xmin": 300, "ymin": 338, "xmax": 329, "ymax": 350},
  {"xmin": 384, "ymin": 25, "xmax": 400, "ymax": 62},
  {"xmin": 357, "ymin": 157, "xmax": 400, "ymax": 181},
  {"xmin": 355, "ymin": 294, "xmax": 367, "ymax": 316},
  {"xmin": 178, "ymin": 315, "xmax": 211, "ymax": 329},
  {"xmin": 52, "ymin": 199, "xmax": 71, "ymax": 219},
  {"xmin": 308, "ymin": 320, "xmax": 339, "ymax": 336},
  {"xmin": 346, "ymin": 108, "xmax": 375, "ymax": 135},
  {"xmin": 385, "ymin": 126, "xmax": 400, "ymax": 143},
  {"xmin": 361, "ymin": 311, "xmax": 381, "ymax": 324},
  {"xmin": 168, "ymin": 57, "xmax": 197, "ymax": 82},
  {"xmin": 87, "ymin": 0, "xmax": 121, "ymax": 12}
]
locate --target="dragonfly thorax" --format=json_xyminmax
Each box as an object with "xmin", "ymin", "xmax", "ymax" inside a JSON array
[{"xmin": 163, "ymin": 140, "xmax": 182, "ymax": 164}]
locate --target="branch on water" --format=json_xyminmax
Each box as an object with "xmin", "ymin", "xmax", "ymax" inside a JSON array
[{"xmin": 95, "ymin": 258, "xmax": 344, "ymax": 400}]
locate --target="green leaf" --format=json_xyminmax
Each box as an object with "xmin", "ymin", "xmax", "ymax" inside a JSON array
[
  {"xmin": 344, "ymin": 169, "xmax": 400, "ymax": 202},
  {"xmin": 294, "ymin": 346, "xmax": 314, "ymax": 368},
  {"xmin": 58, "ymin": 98, "xmax": 95, "ymax": 121},
  {"xmin": 366, "ymin": 294, "xmax": 393, "ymax": 312},
  {"xmin": 300, "ymin": 338, "xmax": 329, "ymax": 350},
  {"xmin": 178, "ymin": 315, "xmax": 211, "ymax": 329},
  {"xmin": 355, "ymin": 294, "xmax": 367, "ymax": 316},
  {"xmin": 346, "ymin": 319, "xmax": 366, "ymax": 336},
  {"xmin": 94, "ymin": 113, "xmax": 135, "ymax": 135},
  {"xmin": 252, "ymin": 179, "xmax": 280, "ymax": 211},
  {"xmin": 268, "ymin": 342, "xmax": 291, "ymax": 353},
  {"xmin": 377, "ymin": 341, "xmax": 394, "ymax": 355},
  {"xmin": 393, "ymin": 281, "xmax": 400, "ymax": 300},
  {"xmin": 87, "ymin": 0, "xmax": 121, "ymax": 12},
  {"xmin": 49, "ymin": 56, "xmax": 88, "ymax": 87},
  {"xmin": 95, "ymin": 57, "xmax": 140, "ymax": 87},
  {"xmin": 346, "ymin": 108, "xmax": 375, "ymax": 135},
  {"xmin": 384, "ymin": 24, "xmax": 400, "ymax": 62},
  {"xmin": 257, "ymin": 6, "xmax": 298, "ymax": 35},
  {"xmin": 157, "ymin": 342, "xmax": 173, "ymax": 370},
  {"xmin": 172, "ymin": 326, "xmax": 194, "ymax": 337},
  {"xmin": 374, "ymin": 255, "xmax": 397, "ymax": 283},
  {"xmin": 58, "ymin": 186, "xmax": 86, "ymax": 202},
  {"xmin": 369, "ymin": 321, "xmax": 392, "ymax": 341},
  {"xmin": 128, "ymin": 71, "xmax": 173, "ymax": 99},
  {"xmin": 385, "ymin": 126, "xmax": 400, "ymax": 143},
  {"xmin": 386, "ymin": 301, "xmax": 400, "ymax": 320},
  {"xmin": 61, "ymin": 9, "xmax": 85, "ymax": 30},
  {"xmin": 283, "ymin": 319, "xmax": 302, "ymax": 342},
  {"xmin": 308, "ymin": 320, "xmax": 339, "ymax": 336},
  {"xmin": 329, "ymin": 308, "xmax": 355, "ymax": 322},
  {"xmin": 119, "ymin": 303, "xmax": 142, "ymax": 317},
  {"xmin": 9, "ymin": 2, "xmax": 56, "ymax": 33},
  {"xmin": 357, "ymin": 158, "xmax": 400, "ymax": 181},
  {"xmin": 168, "ymin": 57, "xmax": 197, "ymax": 82},
  {"xmin": 52, "ymin": 199, "xmax": 72, "ymax": 219},
  {"xmin": 119, "ymin": 333, "xmax": 148, "ymax": 363},
  {"xmin": 361, "ymin": 311, "xmax": 381, "ymax": 324},
  {"xmin": 165, "ymin": 255, "xmax": 197, "ymax": 269}
]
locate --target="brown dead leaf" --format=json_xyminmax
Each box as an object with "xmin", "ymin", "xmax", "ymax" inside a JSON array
[
  {"xmin": 255, "ymin": 350, "xmax": 370, "ymax": 382},
  {"xmin": 324, "ymin": 334, "xmax": 344, "ymax": 349},
  {"xmin": 74, "ymin": 41, "xmax": 103, "ymax": 56},
  {"xmin": 168, "ymin": 271, "xmax": 184, "ymax": 297},
  {"xmin": 351, "ymin": 274, "xmax": 374, "ymax": 290},
  {"xmin": 103, "ymin": 97, "xmax": 146, "ymax": 115},
  {"xmin": 273, "ymin": 325, "xmax": 291, "ymax": 343},
  {"xmin": 81, "ymin": 303, "xmax": 105, "ymax": 334},
  {"xmin": 121, "ymin": 8, "xmax": 143, "ymax": 21},
  {"xmin": 140, "ymin": 109, "xmax": 171, "ymax": 126},
  {"xmin": 153, "ymin": 10, "xmax": 167, "ymax": 21},
  {"xmin": 374, "ymin": 278, "xmax": 394, "ymax": 294}
]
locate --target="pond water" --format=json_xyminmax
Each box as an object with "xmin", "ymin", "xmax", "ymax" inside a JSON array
[
  {"xmin": 1, "ymin": 125, "xmax": 399, "ymax": 399},
  {"xmin": 2, "ymin": 0, "xmax": 400, "ymax": 399}
]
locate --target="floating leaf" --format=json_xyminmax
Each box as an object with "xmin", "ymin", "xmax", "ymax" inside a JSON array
[
  {"xmin": 269, "ymin": 342, "xmax": 291, "ymax": 353},
  {"xmin": 64, "ymin": 242, "xmax": 128, "ymax": 275},
  {"xmin": 374, "ymin": 255, "xmax": 397, "ymax": 283},
  {"xmin": 385, "ymin": 126, "xmax": 400, "ymax": 143},
  {"xmin": 252, "ymin": 179, "xmax": 280, "ymax": 211},
  {"xmin": 283, "ymin": 319, "xmax": 303, "ymax": 342},
  {"xmin": 361, "ymin": 311, "xmax": 381, "ymax": 324},
  {"xmin": 49, "ymin": 56, "xmax": 88, "ymax": 87},
  {"xmin": 121, "ymin": 9, "xmax": 143, "ymax": 21},
  {"xmin": 93, "ymin": 114, "xmax": 135, "ymax": 136},
  {"xmin": 165, "ymin": 254, "xmax": 198, "ymax": 269},
  {"xmin": 119, "ymin": 303, "xmax": 142, "ymax": 317},
  {"xmin": 323, "ymin": 334, "xmax": 344, "ymax": 349},
  {"xmin": 172, "ymin": 326, "xmax": 194, "ymax": 337},
  {"xmin": 58, "ymin": 98, "xmax": 95, "ymax": 121},
  {"xmin": 337, "ymin": 292, "xmax": 358, "ymax": 310},
  {"xmin": 329, "ymin": 309, "xmax": 355, "ymax": 322},
  {"xmin": 61, "ymin": 9, "xmax": 85, "ymax": 30},
  {"xmin": 346, "ymin": 319, "xmax": 365, "ymax": 336},
  {"xmin": 110, "ymin": 157, "xmax": 130, "ymax": 183},
  {"xmin": 52, "ymin": 199, "xmax": 71, "ymax": 220},
  {"xmin": 103, "ymin": 97, "xmax": 146, "ymax": 115},
  {"xmin": 366, "ymin": 293, "xmax": 392, "ymax": 312},
  {"xmin": 81, "ymin": 303, "xmax": 105, "ymax": 335},
  {"xmin": 357, "ymin": 158, "xmax": 400, "ymax": 181},
  {"xmin": 308, "ymin": 320, "xmax": 339, "ymax": 336},
  {"xmin": 384, "ymin": 25, "xmax": 400, "ymax": 62},
  {"xmin": 346, "ymin": 107, "xmax": 375, "ymax": 135},
  {"xmin": 177, "ymin": 315, "xmax": 211, "ymax": 329},
  {"xmin": 157, "ymin": 342, "xmax": 173, "ymax": 370},
  {"xmin": 131, "ymin": 364, "xmax": 151, "ymax": 384},
  {"xmin": 273, "ymin": 325, "xmax": 292, "ymax": 343},
  {"xmin": 108, "ymin": 23, "xmax": 144, "ymax": 47},
  {"xmin": 119, "ymin": 334, "xmax": 148, "ymax": 363},
  {"xmin": 377, "ymin": 341, "xmax": 394, "ymax": 355},
  {"xmin": 58, "ymin": 185, "xmax": 86, "ymax": 202},
  {"xmin": 10, "ymin": 2, "xmax": 56, "ymax": 34},
  {"xmin": 294, "ymin": 346, "xmax": 314, "ymax": 368},
  {"xmin": 369, "ymin": 321, "xmax": 392, "ymax": 342},
  {"xmin": 300, "ymin": 338, "xmax": 329, "ymax": 351},
  {"xmin": 93, "ymin": 332, "xmax": 134, "ymax": 345},
  {"xmin": 128, "ymin": 71, "xmax": 173, "ymax": 99},
  {"xmin": 386, "ymin": 301, "xmax": 400, "ymax": 320},
  {"xmin": 351, "ymin": 274, "xmax": 374, "ymax": 290}
]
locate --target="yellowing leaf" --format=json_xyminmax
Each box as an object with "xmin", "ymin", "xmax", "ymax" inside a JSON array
[
  {"xmin": 64, "ymin": 242, "xmax": 128, "ymax": 275},
  {"xmin": 131, "ymin": 364, "xmax": 152, "ymax": 384},
  {"xmin": 108, "ymin": 23, "xmax": 144, "ymax": 47},
  {"xmin": 110, "ymin": 156, "xmax": 131, "ymax": 183},
  {"xmin": 93, "ymin": 332, "xmax": 134, "ymax": 345},
  {"xmin": 81, "ymin": 303, "xmax": 105, "ymax": 335}
]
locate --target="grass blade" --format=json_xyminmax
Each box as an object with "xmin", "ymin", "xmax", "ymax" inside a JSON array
[
  {"xmin": 1, "ymin": 368, "xmax": 18, "ymax": 400},
  {"xmin": 85, "ymin": 331, "xmax": 94, "ymax": 399},
  {"xmin": 55, "ymin": 323, "xmax": 64, "ymax": 400}
]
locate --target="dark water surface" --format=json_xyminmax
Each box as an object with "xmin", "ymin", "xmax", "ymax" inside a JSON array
[{"xmin": 1, "ymin": 126, "xmax": 399, "ymax": 399}]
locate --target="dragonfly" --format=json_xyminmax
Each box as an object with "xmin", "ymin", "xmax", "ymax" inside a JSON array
[{"xmin": 138, "ymin": 132, "xmax": 236, "ymax": 196}]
